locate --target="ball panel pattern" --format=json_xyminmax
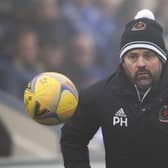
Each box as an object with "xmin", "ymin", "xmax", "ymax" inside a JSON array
[{"xmin": 24, "ymin": 72, "xmax": 79, "ymax": 125}]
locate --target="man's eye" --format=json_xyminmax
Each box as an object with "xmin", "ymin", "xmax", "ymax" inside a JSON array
[
  {"xmin": 144, "ymin": 52, "xmax": 156, "ymax": 59},
  {"xmin": 128, "ymin": 54, "xmax": 137, "ymax": 60}
]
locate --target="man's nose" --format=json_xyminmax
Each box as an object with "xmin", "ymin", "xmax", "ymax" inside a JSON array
[{"xmin": 136, "ymin": 56, "xmax": 146, "ymax": 67}]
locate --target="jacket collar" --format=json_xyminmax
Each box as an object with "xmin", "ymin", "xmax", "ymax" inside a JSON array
[{"xmin": 109, "ymin": 65, "xmax": 137, "ymax": 97}]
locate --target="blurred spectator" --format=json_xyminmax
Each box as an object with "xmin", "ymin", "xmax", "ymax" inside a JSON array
[
  {"xmin": 94, "ymin": 0, "xmax": 118, "ymax": 73},
  {"xmin": 0, "ymin": 26, "xmax": 39, "ymax": 99},
  {"xmin": 12, "ymin": 0, "xmax": 35, "ymax": 24},
  {"xmin": 61, "ymin": 0, "xmax": 100, "ymax": 42},
  {"xmin": 31, "ymin": 0, "xmax": 72, "ymax": 45},
  {"xmin": 101, "ymin": 0, "xmax": 141, "ymax": 74},
  {"xmin": 13, "ymin": 27, "xmax": 39, "ymax": 70},
  {"xmin": 39, "ymin": 35, "xmax": 65, "ymax": 73},
  {"xmin": 95, "ymin": 0, "xmax": 116, "ymax": 49},
  {"xmin": 155, "ymin": 0, "xmax": 168, "ymax": 46},
  {"xmin": 0, "ymin": 0, "xmax": 14, "ymax": 54},
  {"xmin": 62, "ymin": 0, "xmax": 117, "ymax": 74},
  {"xmin": 0, "ymin": 119, "xmax": 12, "ymax": 157},
  {"xmin": 65, "ymin": 33, "xmax": 105, "ymax": 90},
  {"xmin": 114, "ymin": 0, "xmax": 140, "ymax": 27}
]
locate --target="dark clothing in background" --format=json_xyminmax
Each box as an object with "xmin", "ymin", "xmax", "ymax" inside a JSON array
[
  {"xmin": 61, "ymin": 63, "xmax": 168, "ymax": 167},
  {"xmin": 0, "ymin": 119, "xmax": 12, "ymax": 156},
  {"xmin": 0, "ymin": 56, "xmax": 37, "ymax": 99}
]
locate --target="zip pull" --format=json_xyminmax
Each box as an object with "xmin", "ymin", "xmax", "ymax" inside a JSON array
[{"xmin": 134, "ymin": 85, "xmax": 151, "ymax": 103}]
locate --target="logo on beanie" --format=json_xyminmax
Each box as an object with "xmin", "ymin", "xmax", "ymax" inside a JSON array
[{"xmin": 131, "ymin": 21, "xmax": 146, "ymax": 31}]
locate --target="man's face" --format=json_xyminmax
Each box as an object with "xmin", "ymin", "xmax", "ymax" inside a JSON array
[{"xmin": 122, "ymin": 49, "xmax": 163, "ymax": 90}]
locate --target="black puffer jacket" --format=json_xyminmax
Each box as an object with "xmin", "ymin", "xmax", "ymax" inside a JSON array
[{"xmin": 61, "ymin": 63, "xmax": 168, "ymax": 168}]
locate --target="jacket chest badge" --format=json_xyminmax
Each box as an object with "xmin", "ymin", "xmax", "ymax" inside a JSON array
[
  {"xmin": 113, "ymin": 107, "xmax": 128, "ymax": 127},
  {"xmin": 159, "ymin": 105, "xmax": 168, "ymax": 123}
]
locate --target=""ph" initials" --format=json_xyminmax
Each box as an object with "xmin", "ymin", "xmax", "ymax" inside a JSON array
[{"xmin": 113, "ymin": 116, "xmax": 128, "ymax": 127}]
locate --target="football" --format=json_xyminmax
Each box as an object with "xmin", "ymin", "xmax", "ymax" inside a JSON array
[{"xmin": 24, "ymin": 72, "xmax": 78, "ymax": 125}]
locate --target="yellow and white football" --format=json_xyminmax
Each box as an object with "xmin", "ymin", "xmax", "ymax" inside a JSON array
[{"xmin": 24, "ymin": 72, "xmax": 78, "ymax": 125}]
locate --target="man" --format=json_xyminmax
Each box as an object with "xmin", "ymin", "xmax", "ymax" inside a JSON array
[{"xmin": 60, "ymin": 9, "xmax": 168, "ymax": 167}]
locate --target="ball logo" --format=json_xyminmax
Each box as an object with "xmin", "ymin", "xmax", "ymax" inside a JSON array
[{"xmin": 113, "ymin": 108, "xmax": 128, "ymax": 127}]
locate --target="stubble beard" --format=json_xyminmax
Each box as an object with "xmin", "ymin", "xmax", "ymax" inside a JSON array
[{"xmin": 134, "ymin": 73, "xmax": 153, "ymax": 90}]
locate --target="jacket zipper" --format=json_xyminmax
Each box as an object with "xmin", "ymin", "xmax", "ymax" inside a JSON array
[{"xmin": 134, "ymin": 85, "xmax": 151, "ymax": 104}]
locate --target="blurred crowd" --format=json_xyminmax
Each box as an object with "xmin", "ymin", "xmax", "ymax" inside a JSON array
[
  {"xmin": 1, "ymin": 0, "xmax": 168, "ymax": 157},
  {"xmin": 0, "ymin": 0, "xmax": 168, "ymax": 100}
]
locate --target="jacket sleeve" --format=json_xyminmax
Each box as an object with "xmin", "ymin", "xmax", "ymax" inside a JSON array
[{"xmin": 60, "ymin": 89, "xmax": 100, "ymax": 168}]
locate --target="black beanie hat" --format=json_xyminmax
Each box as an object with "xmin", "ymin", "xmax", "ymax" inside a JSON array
[{"xmin": 120, "ymin": 9, "xmax": 167, "ymax": 63}]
